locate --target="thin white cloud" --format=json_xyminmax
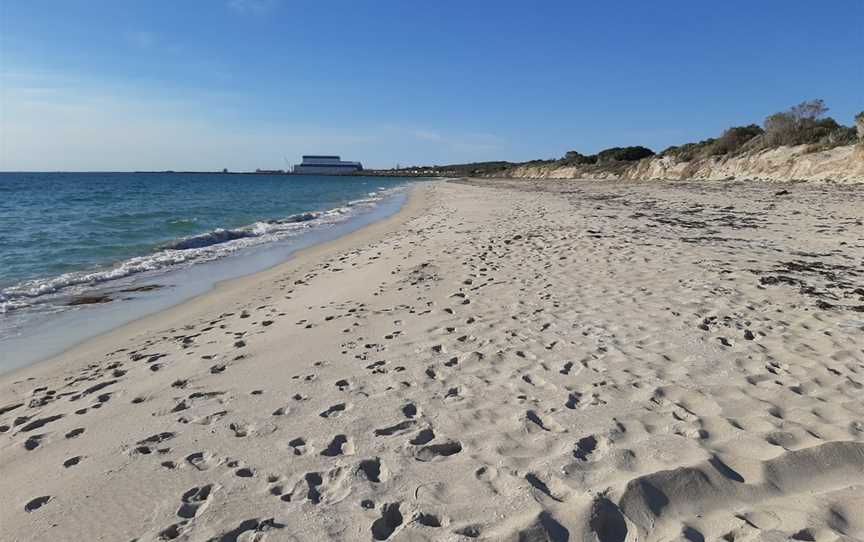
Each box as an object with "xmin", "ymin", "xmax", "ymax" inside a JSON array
[
  {"xmin": 412, "ymin": 129, "xmax": 443, "ymax": 141},
  {"xmin": 226, "ymin": 0, "xmax": 278, "ymax": 14}
]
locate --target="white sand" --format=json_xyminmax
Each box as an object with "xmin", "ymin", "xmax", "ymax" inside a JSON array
[{"xmin": 2, "ymin": 179, "xmax": 863, "ymax": 541}]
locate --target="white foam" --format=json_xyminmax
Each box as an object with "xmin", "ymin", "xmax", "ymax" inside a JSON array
[{"xmin": 1, "ymin": 185, "xmax": 405, "ymax": 309}]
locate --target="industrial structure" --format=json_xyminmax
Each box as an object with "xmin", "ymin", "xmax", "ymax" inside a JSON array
[{"xmin": 292, "ymin": 155, "xmax": 363, "ymax": 175}]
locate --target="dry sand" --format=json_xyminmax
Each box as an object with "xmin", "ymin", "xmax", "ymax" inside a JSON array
[{"xmin": 1, "ymin": 178, "xmax": 863, "ymax": 542}]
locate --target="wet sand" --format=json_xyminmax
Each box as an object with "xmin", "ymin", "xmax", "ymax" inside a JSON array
[{"xmin": 1, "ymin": 178, "xmax": 863, "ymax": 541}]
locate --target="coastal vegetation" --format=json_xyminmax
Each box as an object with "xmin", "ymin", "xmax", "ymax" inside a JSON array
[
  {"xmin": 661, "ymin": 100, "xmax": 858, "ymax": 162},
  {"xmin": 856, "ymin": 111, "xmax": 864, "ymax": 141},
  {"xmin": 660, "ymin": 124, "xmax": 764, "ymax": 162},
  {"xmin": 383, "ymin": 100, "xmax": 861, "ymax": 178},
  {"xmin": 562, "ymin": 146, "xmax": 655, "ymax": 165}
]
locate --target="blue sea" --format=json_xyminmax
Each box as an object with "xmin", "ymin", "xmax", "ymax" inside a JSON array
[{"xmin": 0, "ymin": 172, "xmax": 415, "ymax": 369}]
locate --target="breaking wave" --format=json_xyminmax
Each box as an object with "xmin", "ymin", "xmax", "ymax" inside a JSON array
[{"xmin": 0, "ymin": 187, "xmax": 401, "ymax": 313}]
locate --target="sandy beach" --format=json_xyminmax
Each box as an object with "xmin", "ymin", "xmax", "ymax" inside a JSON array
[{"xmin": 2, "ymin": 178, "xmax": 863, "ymax": 541}]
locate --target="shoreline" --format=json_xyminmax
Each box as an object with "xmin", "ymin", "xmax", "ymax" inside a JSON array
[
  {"xmin": 0, "ymin": 182, "xmax": 432, "ymax": 381},
  {"xmin": 0, "ymin": 184, "xmax": 422, "ymax": 376},
  {"xmin": 2, "ymin": 178, "xmax": 862, "ymax": 541}
]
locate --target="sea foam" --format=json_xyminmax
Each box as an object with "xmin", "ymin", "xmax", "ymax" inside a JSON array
[{"xmin": 0, "ymin": 186, "xmax": 400, "ymax": 311}]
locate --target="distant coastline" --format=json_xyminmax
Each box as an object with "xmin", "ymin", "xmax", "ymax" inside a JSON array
[{"xmin": 374, "ymin": 102, "xmax": 864, "ymax": 183}]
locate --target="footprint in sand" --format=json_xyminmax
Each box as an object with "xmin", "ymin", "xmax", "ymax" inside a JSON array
[
  {"xmin": 228, "ymin": 422, "xmax": 249, "ymax": 437},
  {"xmin": 371, "ymin": 502, "xmax": 403, "ymax": 540},
  {"xmin": 63, "ymin": 456, "xmax": 84, "ymax": 468},
  {"xmin": 524, "ymin": 410, "xmax": 565, "ymax": 433},
  {"xmin": 207, "ymin": 518, "xmax": 284, "ymax": 540},
  {"xmin": 565, "ymin": 392, "xmax": 582, "ymax": 409},
  {"xmin": 357, "ymin": 457, "xmax": 388, "ymax": 483},
  {"xmin": 24, "ymin": 495, "xmax": 51, "ymax": 512},
  {"xmin": 321, "ymin": 434, "xmax": 354, "ymax": 457},
  {"xmin": 414, "ymin": 512, "xmax": 445, "ymax": 528},
  {"xmin": 184, "ymin": 410, "xmax": 228, "ymax": 426},
  {"xmin": 410, "ymin": 428, "xmax": 435, "ymax": 445},
  {"xmin": 24, "ymin": 434, "xmax": 44, "ymax": 450},
  {"xmin": 177, "ymin": 484, "xmax": 214, "ymax": 519},
  {"xmin": 19, "ymin": 414, "xmax": 64, "ymax": 432},
  {"xmin": 235, "ymin": 467, "xmax": 255, "ymax": 478},
  {"xmin": 185, "ymin": 451, "xmax": 218, "ymax": 471},
  {"xmin": 414, "ymin": 440, "xmax": 463, "ymax": 462},
  {"xmin": 374, "ymin": 420, "xmax": 415, "ymax": 437},
  {"xmin": 573, "ymin": 435, "xmax": 600, "ymax": 461},
  {"xmin": 158, "ymin": 521, "xmax": 187, "ymax": 540},
  {"xmin": 524, "ymin": 472, "xmax": 572, "ymax": 502},
  {"xmin": 401, "ymin": 403, "xmax": 419, "ymax": 418},
  {"xmin": 133, "ymin": 431, "xmax": 176, "ymax": 455},
  {"xmin": 289, "ymin": 437, "xmax": 309, "ymax": 456},
  {"xmin": 319, "ymin": 403, "xmax": 349, "ymax": 418}
]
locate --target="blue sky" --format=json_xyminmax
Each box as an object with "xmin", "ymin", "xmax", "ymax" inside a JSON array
[{"xmin": 1, "ymin": 0, "xmax": 862, "ymax": 171}]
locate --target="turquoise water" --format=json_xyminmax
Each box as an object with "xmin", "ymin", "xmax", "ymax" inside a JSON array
[{"xmin": 0, "ymin": 172, "xmax": 413, "ymax": 314}]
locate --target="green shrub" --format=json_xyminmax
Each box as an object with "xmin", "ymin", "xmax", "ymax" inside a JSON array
[
  {"xmin": 660, "ymin": 138, "xmax": 716, "ymax": 161},
  {"xmin": 664, "ymin": 100, "xmax": 856, "ymax": 162},
  {"xmin": 559, "ymin": 147, "xmax": 656, "ymax": 165},
  {"xmin": 595, "ymin": 146, "xmax": 655, "ymax": 163},
  {"xmin": 855, "ymin": 111, "xmax": 864, "ymax": 141},
  {"xmin": 711, "ymin": 124, "xmax": 764, "ymax": 155},
  {"xmin": 561, "ymin": 151, "xmax": 598, "ymax": 165},
  {"xmin": 762, "ymin": 99, "xmax": 854, "ymax": 148}
]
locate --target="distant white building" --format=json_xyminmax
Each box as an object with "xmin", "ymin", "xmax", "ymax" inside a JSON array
[{"xmin": 293, "ymin": 155, "xmax": 363, "ymax": 175}]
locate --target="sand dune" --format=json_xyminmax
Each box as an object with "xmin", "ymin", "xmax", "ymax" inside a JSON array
[{"xmin": 1, "ymin": 178, "xmax": 863, "ymax": 541}]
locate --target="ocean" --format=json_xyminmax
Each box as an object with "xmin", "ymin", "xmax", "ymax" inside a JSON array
[{"xmin": 0, "ymin": 172, "xmax": 416, "ymax": 369}]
